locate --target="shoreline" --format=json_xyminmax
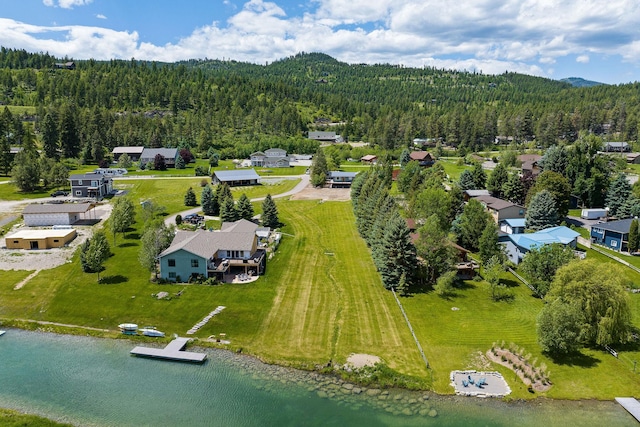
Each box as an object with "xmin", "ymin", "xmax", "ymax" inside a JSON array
[{"xmin": 0, "ymin": 322, "xmax": 624, "ymax": 405}]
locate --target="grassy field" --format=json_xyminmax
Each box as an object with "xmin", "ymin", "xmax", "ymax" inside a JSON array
[{"xmin": 114, "ymin": 177, "xmax": 299, "ymax": 214}]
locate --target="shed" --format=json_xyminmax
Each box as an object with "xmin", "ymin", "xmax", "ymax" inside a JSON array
[
  {"xmin": 22, "ymin": 203, "xmax": 93, "ymax": 226},
  {"xmin": 111, "ymin": 146, "xmax": 145, "ymax": 162},
  {"xmin": 5, "ymin": 228, "xmax": 76, "ymax": 250},
  {"xmin": 212, "ymin": 169, "xmax": 261, "ymax": 186}
]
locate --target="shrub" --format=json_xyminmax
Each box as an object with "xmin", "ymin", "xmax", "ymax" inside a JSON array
[{"xmin": 175, "ymin": 214, "xmax": 182, "ymax": 225}]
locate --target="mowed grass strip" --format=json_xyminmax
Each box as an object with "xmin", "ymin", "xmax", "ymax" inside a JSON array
[{"xmin": 247, "ymin": 201, "xmax": 427, "ymax": 376}]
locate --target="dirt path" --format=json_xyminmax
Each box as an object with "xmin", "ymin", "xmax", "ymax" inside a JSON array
[
  {"xmin": 14, "ymin": 270, "xmax": 40, "ymax": 290},
  {"xmin": 11, "ymin": 318, "xmax": 111, "ymax": 332}
]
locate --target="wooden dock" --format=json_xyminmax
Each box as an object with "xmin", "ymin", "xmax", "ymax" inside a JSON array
[
  {"xmin": 130, "ymin": 337, "xmax": 207, "ymax": 363},
  {"xmin": 615, "ymin": 397, "xmax": 640, "ymax": 422}
]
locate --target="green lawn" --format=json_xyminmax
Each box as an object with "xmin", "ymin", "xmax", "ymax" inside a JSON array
[
  {"xmin": 438, "ymin": 159, "xmax": 469, "ymax": 182},
  {"xmin": 402, "ymin": 270, "xmax": 640, "ymax": 399},
  {"xmin": 0, "ymin": 408, "xmax": 72, "ymax": 427}
]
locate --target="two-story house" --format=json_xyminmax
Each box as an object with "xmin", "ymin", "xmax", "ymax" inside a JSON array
[
  {"xmin": 158, "ymin": 219, "xmax": 266, "ymax": 282},
  {"xmin": 69, "ymin": 173, "xmax": 113, "ymax": 199},
  {"xmin": 250, "ymin": 148, "xmax": 290, "ymax": 168}
]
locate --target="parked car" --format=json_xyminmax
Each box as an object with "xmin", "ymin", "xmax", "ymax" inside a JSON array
[{"xmin": 50, "ymin": 190, "xmax": 69, "ymax": 197}]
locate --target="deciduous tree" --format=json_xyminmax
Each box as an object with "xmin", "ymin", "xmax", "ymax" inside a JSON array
[
  {"xmin": 519, "ymin": 243, "xmax": 575, "ymax": 296},
  {"xmin": 84, "ymin": 231, "xmax": 111, "ymax": 282},
  {"xmin": 110, "ymin": 197, "xmax": 135, "ymax": 245}
]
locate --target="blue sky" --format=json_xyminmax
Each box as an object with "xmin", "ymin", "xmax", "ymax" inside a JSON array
[{"xmin": 1, "ymin": 0, "xmax": 639, "ymax": 84}]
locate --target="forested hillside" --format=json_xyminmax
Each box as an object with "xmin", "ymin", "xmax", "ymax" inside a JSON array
[{"xmin": 0, "ymin": 47, "xmax": 638, "ymax": 164}]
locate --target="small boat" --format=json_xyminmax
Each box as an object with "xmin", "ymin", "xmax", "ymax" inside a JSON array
[
  {"xmin": 0, "ymin": 330, "xmax": 5, "ymax": 337},
  {"xmin": 118, "ymin": 323, "xmax": 138, "ymax": 335},
  {"xmin": 118, "ymin": 323, "xmax": 138, "ymax": 330},
  {"xmin": 139, "ymin": 328, "xmax": 165, "ymax": 337}
]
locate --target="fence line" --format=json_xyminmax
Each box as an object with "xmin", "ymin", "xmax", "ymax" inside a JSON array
[
  {"xmin": 589, "ymin": 245, "xmax": 640, "ymax": 274},
  {"xmin": 391, "ymin": 289, "xmax": 430, "ymax": 371},
  {"xmin": 507, "ymin": 268, "xmax": 539, "ymax": 296}
]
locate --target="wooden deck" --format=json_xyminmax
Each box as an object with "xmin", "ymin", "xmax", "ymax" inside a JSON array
[
  {"xmin": 130, "ymin": 337, "xmax": 207, "ymax": 363},
  {"xmin": 615, "ymin": 397, "xmax": 640, "ymax": 422}
]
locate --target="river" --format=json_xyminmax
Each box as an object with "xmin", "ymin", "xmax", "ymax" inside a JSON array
[{"xmin": 0, "ymin": 330, "xmax": 635, "ymax": 426}]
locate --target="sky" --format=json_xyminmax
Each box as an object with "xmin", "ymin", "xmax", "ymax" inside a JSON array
[{"xmin": 0, "ymin": 0, "xmax": 639, "ymax": 85}]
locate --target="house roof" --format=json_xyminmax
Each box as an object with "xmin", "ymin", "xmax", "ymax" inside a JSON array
[
  {"xmin": 159, "ymin": 224, "xmax": 257, "ymax": 259},
  {"xmin": 361, "ymin": 155, "xmax": 377, "ymax": 161},
  {"xmin": 6, "ymin": 229, "xmax": 75, "ymax": 239},
  {"xmin": 69, "ymin": 173, "xmax": 112, "ymax": 182},
  {"xmin": 141, "ymin": 148, "xmax": 178, "ymax": 159},
  {"xmin": 502, "ymin": 218, "xmax": 526, "ymax": 228},
  {"xmin": 517, "ymin": 154, "xmax": 542, "ymax": 163},
  {"xmin": 409, "ymin": 151, "xmax": 433, "ymax": 161},
  {"xmin": 464, "ymin": 189, "xmax": 490, "ymax": 198},
  {"xmin": 112, "ymin": 146, "xmax": 145, "ymax": 155},
  {"xmin": 508, "ymin": 226, "xmax": 579, "ymax": 251},
  {"xmin": 308, "ymin": 131, "xmax": 337, "ymax": 139},
  {"xmin": 220, "ymin": 219, "xmax": 258, "ymax": 233},
  {"xmin": 592, "ymin": 218, "xmax": 634, "ymax": 234},
  {"xmin": 23, "ymin": 203, "xmax": 92, "ymax": 214},
  {"xmin": 604, "ymin": 142, "xmax": 629, "ymax": 148},
  {"xmin": 328, "ymin": 171, "xmax": 357, "ymax": 179},
  {"xmin": 474, "ymin": 195, "xmax": 522, "ymax": 211},
  {"xmin": 213, "ymin": 169, "xmax": 261, "ymax": 181}
]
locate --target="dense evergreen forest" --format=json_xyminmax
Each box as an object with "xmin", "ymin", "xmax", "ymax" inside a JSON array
[{"xmin": 0, "ymin": 47, "xmax": 638, "ymax": 164}]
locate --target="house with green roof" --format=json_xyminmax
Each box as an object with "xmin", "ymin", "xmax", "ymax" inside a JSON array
[{"xmin": 158, "ymin": 219, "xmax": 266, "ymax": 282}]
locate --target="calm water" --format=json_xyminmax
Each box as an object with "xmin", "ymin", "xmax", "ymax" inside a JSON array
[{"xmin": 0, "ymin": 330, "xmax": 635, "ymax": 427}]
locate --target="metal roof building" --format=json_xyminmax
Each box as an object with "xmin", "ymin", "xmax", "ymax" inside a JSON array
[{"xmin": 212, "ymin": 169, "xmax": 261, "ymax": 186}]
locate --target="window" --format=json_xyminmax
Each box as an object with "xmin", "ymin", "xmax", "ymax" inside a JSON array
[
  {"xmin": 168, "ymin": 272, "xmax": 176, "ymax": 279},
  {"xmin": 13, "ymin": 240, "xmax": 18, "ymax": 244},
  {"xmin": 611, "ymin": 241, "xmax": 618, "ymax": 247},
  {"xmin": 191, "ymin": 259, "xmax": 199, "ymax": 268},
  {"xmin": 53, "ymin": 239, "xmax": 59, "ymax": 243},
  {"xmin": 168, "ymin": 259, "xmax": 176, "ymax": 267},
  {"xmin": 519, "ymin": 209, "xmax": 524, "ymax": 215},
  {"xmin": 75, "ymin": 190, "xmax": 82, "ymax": 196}
]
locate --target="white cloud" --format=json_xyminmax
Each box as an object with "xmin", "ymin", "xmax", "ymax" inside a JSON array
[
  {"xmin": 96, "ymin": 14, "xmax": 107, "ymax": 20},
  {"xmin": 43, "ymin": 0, "xmax": 93, "ymax": 8},
  {"xmin": 5, "ymin": 0, "xmax": 640, "ymax": 81}
]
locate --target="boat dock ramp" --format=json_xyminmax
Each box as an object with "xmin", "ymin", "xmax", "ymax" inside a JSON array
[
  {"xmin": 616, "ymin": 397, "xmax": 640, "ymax": 423},
  {"xmin": 130, "ymin": 337, "xmax": 207, "ymax": 363}
]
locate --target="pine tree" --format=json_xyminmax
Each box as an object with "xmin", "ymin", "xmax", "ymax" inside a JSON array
[
  {"xmin": 502, "ymin": 172, "xmax": 526, "ymax": 205},
  {"xmin": 220, "ymin": 197, "xmax": 239, "ymax": 222},
  {"xmin": 261, "ymin": 194, "xmax": 279, "ymax": 228},
  {"xmin": 458, "ymin": 169, "xmax": 476, "ymax": 190},
  {"xmin": 59, "ymin": 104, "xmax": 80, "ymax": 158},
  {"xmin": 310, "ymin": 148, "xmax": 328, "ymax": 187},
  {"xmin": 453, "ymin": 198, "xmax": 492, "ymax": 251},
  {"xmin": 605, "ymin": 173, "xmax": 631, "ymax": 217},
  {"xmin": 237, "ymin": 193, "xmax": 254, "ymax": 220},
  {"xmin": 216, "ymin": 183, "xmax": 232, "ymax": 210},
  {"xmin": 526, "ymin": 190, "xmax": 559, "ymax": 230},
  {"xmin": 399, "ymin": 148, "xmax": 412, "ymax": 167},
  {"xmin": 377, "ymin": 215, "xmax": 417, "ymax": 290},
  {"xmin": 471, "ymin": 163, "xmax": 487, "ymax": 189},
  {"xmin": 42, "ymin": 111, "xmax": 59, "ymax": 160},
  {"xmin": 540, "ymin": 145, "xmax": 568, "ymax": 175},
  {"xmin": 184, "ymin": 187, "xmax": 197, "ymax": 207},
  {"xmin": 201, "ymin": 185, "xmax": 216, "ymax": 215},
  {"xmin": 486, "ymin": 163, "xmax": 508, "ymax": 198},
  {"xmin": 629, "ymin": 219, "xmax": 639, "ymax": 254},
  {"xmin": 396, "ymin": 272, "xmax": 410, "ymax": 296},
  {"xmin": 175, "ymin": 154, "xmax": 185, "ymax": 169}
]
